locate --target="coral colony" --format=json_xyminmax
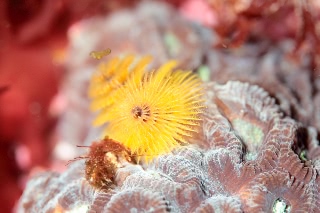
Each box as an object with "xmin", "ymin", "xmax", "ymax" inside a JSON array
[
  {"xmin": 17, "ymin": 2, "xmax": 320, "ymax": 212},
  {"xmin": 18, "ymin": 55, "xmax": 320, "ymax": 212},
  {"xmin": 0, "ymin": 0, "xmax": 317, "ymax": 211}
]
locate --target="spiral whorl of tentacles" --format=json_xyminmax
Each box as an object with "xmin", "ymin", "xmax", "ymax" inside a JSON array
[{"xmin": 89, "ymin": 55, "xmax": 204, "ymax": 161}]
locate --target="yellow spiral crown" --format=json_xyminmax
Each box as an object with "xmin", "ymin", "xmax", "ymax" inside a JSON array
[{"xmin": 89, "ymin": 55, "xmax": 204, "ymax": 161}]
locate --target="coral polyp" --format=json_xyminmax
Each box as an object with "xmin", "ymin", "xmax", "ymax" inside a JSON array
[{"xmin": 89, "ymin": 56, "xmax": 204, "ymax": 160}]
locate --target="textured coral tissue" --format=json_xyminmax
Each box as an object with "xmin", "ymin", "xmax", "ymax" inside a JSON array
[
  {"xmin": 17, "ymin": 1, "xmax": 320, "ymax": 213},
  {"xmin": 17, "ymin": 81, "xmax": 320, "ymax": 212}
]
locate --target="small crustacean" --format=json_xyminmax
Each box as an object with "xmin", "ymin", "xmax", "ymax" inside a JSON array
[
  {"xmin": 89, "ymin": 48, "xmax": 111, "ymax": 60},
  {"xmin": 68, "ymin": 137, "xmax": 133, "ymax": 191}
]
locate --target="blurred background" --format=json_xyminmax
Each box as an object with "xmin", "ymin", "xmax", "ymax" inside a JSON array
[{"xmin": 0, "ymin": 0, "xmax": 319, "ymax": 212}]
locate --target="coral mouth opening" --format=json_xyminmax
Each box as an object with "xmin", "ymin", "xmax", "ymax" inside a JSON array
[
  {"xmin": 231, "ymin": 118, "xmax": 264, "ymax": 161},
  {"xmin": 272, "ymin": 198, "xmax": 291, "ymax": 213}
]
